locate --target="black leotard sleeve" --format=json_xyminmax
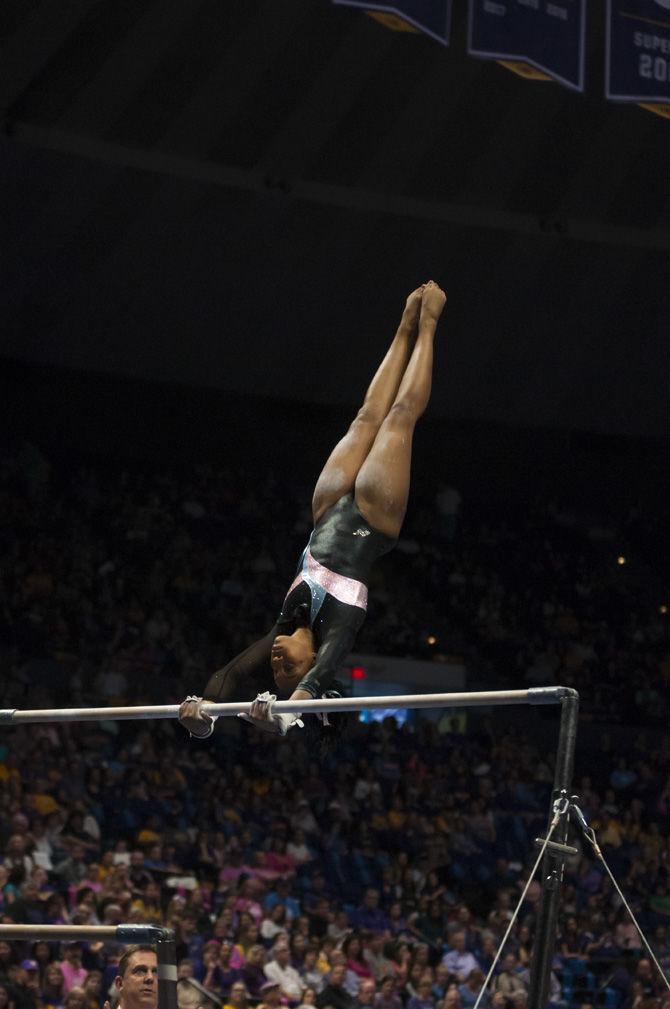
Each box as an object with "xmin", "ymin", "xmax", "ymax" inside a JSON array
[
  {"xmin": 200, "ymin": 604, "xmax": 360, "ymax": 706},
  {"xmin": 202, "ymin": 625, "xmax": 280, "ymax": 702},
  {"xmin": 203, "ymin": 494, "xmax": 393, "ymax": 708},
  {"xmin": 294, "ymin": 600, "xmax": 365, "ymax": 698},
  {"xmin": 200, "ymin": 613, "xmax": 357, "ymax": 705}
]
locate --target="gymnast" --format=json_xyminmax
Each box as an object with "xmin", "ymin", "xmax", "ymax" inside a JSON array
[{"xmin": 178, "ymin": 280, "xmax": 446, "ymax": 738}]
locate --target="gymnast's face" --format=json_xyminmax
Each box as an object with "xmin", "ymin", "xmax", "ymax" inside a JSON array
[{"xmin": 271, "ymin": 628, "xmax": 316, "ymax": 692}]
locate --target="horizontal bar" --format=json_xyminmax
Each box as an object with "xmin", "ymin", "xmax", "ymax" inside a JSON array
[
  {"xmin": 0, "ymin": 924, "xmax": 173, "ymax": 942},
  {"xmin": 0, "ymin": 687, "xmax": 572, "ymax": 725},
  {"xmin": 534, "ymin": 837, "xmax": 579, "ymax": 856}
]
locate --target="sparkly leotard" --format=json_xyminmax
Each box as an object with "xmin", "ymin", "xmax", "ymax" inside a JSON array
[
  {"xmin": 202, "ymin": 494, "xmax": 396, "ymax": 704},
  {"xmin": 278, "ymin": 493, "xmax": 396, "ymax": 697}
]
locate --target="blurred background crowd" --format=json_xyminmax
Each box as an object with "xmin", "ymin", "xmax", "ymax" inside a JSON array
[
  {"xmin": 3, "ymin": 0, "xmax": 670, "ymax": 1006},
  {"xmin": 1, "ymin": 427, "xmax": 669, "ymax": 1009},
  {"xmin": 1, "ymin": 436, "xmax": 668, "ymax": 725}
]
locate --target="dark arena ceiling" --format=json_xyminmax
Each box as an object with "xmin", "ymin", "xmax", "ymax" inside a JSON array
[{"xmin": 2, "ymin": 0, "xmax": 670, "ymax": 438}]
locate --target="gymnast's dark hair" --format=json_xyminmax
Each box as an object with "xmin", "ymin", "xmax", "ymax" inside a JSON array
[{"xmin": 304, "ymin": 681, "xmax": 356, "ymax": 754}]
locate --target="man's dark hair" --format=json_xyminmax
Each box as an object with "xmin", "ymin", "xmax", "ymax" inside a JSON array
[{"xmin": 118, "ymin": 945, "xmax": 156, "ymax": 978}]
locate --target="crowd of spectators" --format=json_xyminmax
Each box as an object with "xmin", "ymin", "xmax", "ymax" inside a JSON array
[
  {"xmin": 1, "ymin": 443, "xmax": 670, "ymax": 1009},
  {"xmin": 2, "ymin": 710, "xmax": 670, "ymax": 1009}
]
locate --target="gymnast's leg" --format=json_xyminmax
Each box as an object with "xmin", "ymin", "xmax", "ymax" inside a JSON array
[
  {"xmin": 354, "ymin": 281, "xmax": 446, "ymax": 539},
  {"xmin": 311, "ymin": 286, "xmax": 424, "ymax": 524}
]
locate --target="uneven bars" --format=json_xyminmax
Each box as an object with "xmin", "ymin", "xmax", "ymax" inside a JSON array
[
  {"xmin": 0, "ymin": 924, "xmax": 179, "ymax": 1009},
  {"xmin": 0, "ymin": 924, "xmax": 172, "ymax": 942},
  {"xmin": 0, "ymin": 687, "xmax": 572, "ymax": 725}
]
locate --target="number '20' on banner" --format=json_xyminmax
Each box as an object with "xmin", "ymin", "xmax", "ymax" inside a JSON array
[
  {"xmin": 331, "ymin": 0, "xmax": 452, "ymax": 46},
  {"xmin": 606, "ymin": 0, "xmax": 670, "ymax": 109},
  {"xmin": 467, "ymin": 0, "xmax": 587, "ymax": 92}
]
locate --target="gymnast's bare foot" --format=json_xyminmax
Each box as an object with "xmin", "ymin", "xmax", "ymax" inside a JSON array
[
  {"xmin": 420, "ymin": 280, "xmax": 447, "ymax": 324},
  {"xmin": 400, "ymin": 285, "xmax": 425, "ymax": 334}
]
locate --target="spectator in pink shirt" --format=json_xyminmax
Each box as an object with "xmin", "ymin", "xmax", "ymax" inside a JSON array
[
  {"xmin": 264, "ymin": 840, "xmax": 296, "ymax": 879},
  {"xmin": 58, "ymin": 944, "xmax": 88, "ymax": 993},
  {"xmin": 233, "ymin": 879, "xmax": 264, "ymax": 924},
  {"xmin": 344, "ymin": 936, "xmax": 374, "ymax": 981}
]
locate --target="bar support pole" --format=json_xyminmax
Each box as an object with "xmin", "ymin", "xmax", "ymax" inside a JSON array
[
  {"xmin": 528, "ymin": 689, "xmax": 580, "ymax": 1009},
  {"xmin": 156, "ymin": 937, "xmax": 178, "ymax": 1009}
]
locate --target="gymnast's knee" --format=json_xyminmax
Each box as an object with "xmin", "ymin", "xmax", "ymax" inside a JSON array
[
  {"xmin": 351, "ymin": 406, "xmax": 386, "ymax": 434},
  {"xmin": 385, "ymin": 399, "xmax": 419, "ymax": 430}
]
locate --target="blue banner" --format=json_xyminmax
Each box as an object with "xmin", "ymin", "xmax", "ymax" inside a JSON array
[
  {"xmin": 468, "ymin": 0, "xmax": 586, "ymax": 92},
  {"xmin": 607, "ymin": 0, "xmax": 670, "ymax": 104},
  {"xmin": 332, "ymin": 1, "xmax": 452, "ymax": 45}
]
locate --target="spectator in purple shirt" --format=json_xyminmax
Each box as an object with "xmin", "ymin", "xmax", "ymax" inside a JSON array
[
  {"xmin": 407, "ymin": 977, "xmax": 435, "ymax": 1009},
  {"xmin": 352, "ymin": 891, "xmax": 389, "ymax": 933},
  {"xmin": 216, "ymin": 941, "xmax": 242, "ymax": 997},
  {"xmin": 442, "ymin": 935, "xmax": 480, "ymax": 984},
  {"xmin": 375, "ymin": 976, "xmax": 403, "ymax": 1009},
  {"xmin": 241, "ymin": 945, "xmax": 268, "ymax": 999},
  {"xmin": 458, "ymin": 970, "xmax": 487, "ymax": 1009},
  {"xmin": 356, "ymin": 979, "xmax": 377, "ymax": 1009}
]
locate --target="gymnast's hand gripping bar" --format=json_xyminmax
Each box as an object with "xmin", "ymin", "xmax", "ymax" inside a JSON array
[{"xmin": 0, "ymin": 687, "xmax": 576, "ymax": 725}]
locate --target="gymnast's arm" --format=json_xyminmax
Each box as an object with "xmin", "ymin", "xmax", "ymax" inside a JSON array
[
  {"xmin": 201, "ymin": 603, "xmax": 363, "ymax": 735},
  {"xmin": 178, "ymin": 625, "xmax": 279, "ymax": 737},
  {"xmin": 292, "ymin": 610, "xmax": 363, "ymax": 701},
  {"xmin": 239, "ymin": 620, "xmax": 360, "ymax": 735}
]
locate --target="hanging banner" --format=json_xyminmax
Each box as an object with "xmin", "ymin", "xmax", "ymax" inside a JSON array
[
  {"xmin": 467, "ymin": 0, "xmax": 587, "ymax": 92},
  {"xmin": 332, "ymin": 0, "xmax": 452, "ymax": 46},
  {"xmin": 606, "ymin": 0, "xmax": 670, "ymax": 113}
]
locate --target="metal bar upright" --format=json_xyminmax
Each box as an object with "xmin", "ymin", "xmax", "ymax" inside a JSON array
[
  {"xmin": 528, "ymin": 688, "xmax": 580, "ymax": 1009},
  {"xmin": 156, "ymin": 936, "xmax": 178, "ymax": 1009}
]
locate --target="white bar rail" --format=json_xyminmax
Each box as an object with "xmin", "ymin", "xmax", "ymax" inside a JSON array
[{"xmin": 0, "ymin": 687, "xmax": 570, "ymax": 725}]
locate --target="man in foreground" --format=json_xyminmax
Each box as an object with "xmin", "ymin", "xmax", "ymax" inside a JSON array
[{"xmin": 105, "ymin": 945, "xmax": 158, "ymax": 1009}]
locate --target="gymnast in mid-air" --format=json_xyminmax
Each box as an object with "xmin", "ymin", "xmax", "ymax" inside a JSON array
[{"xmin": 179, "ymin": 280, "xmax": 447, "ymax": 738}]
